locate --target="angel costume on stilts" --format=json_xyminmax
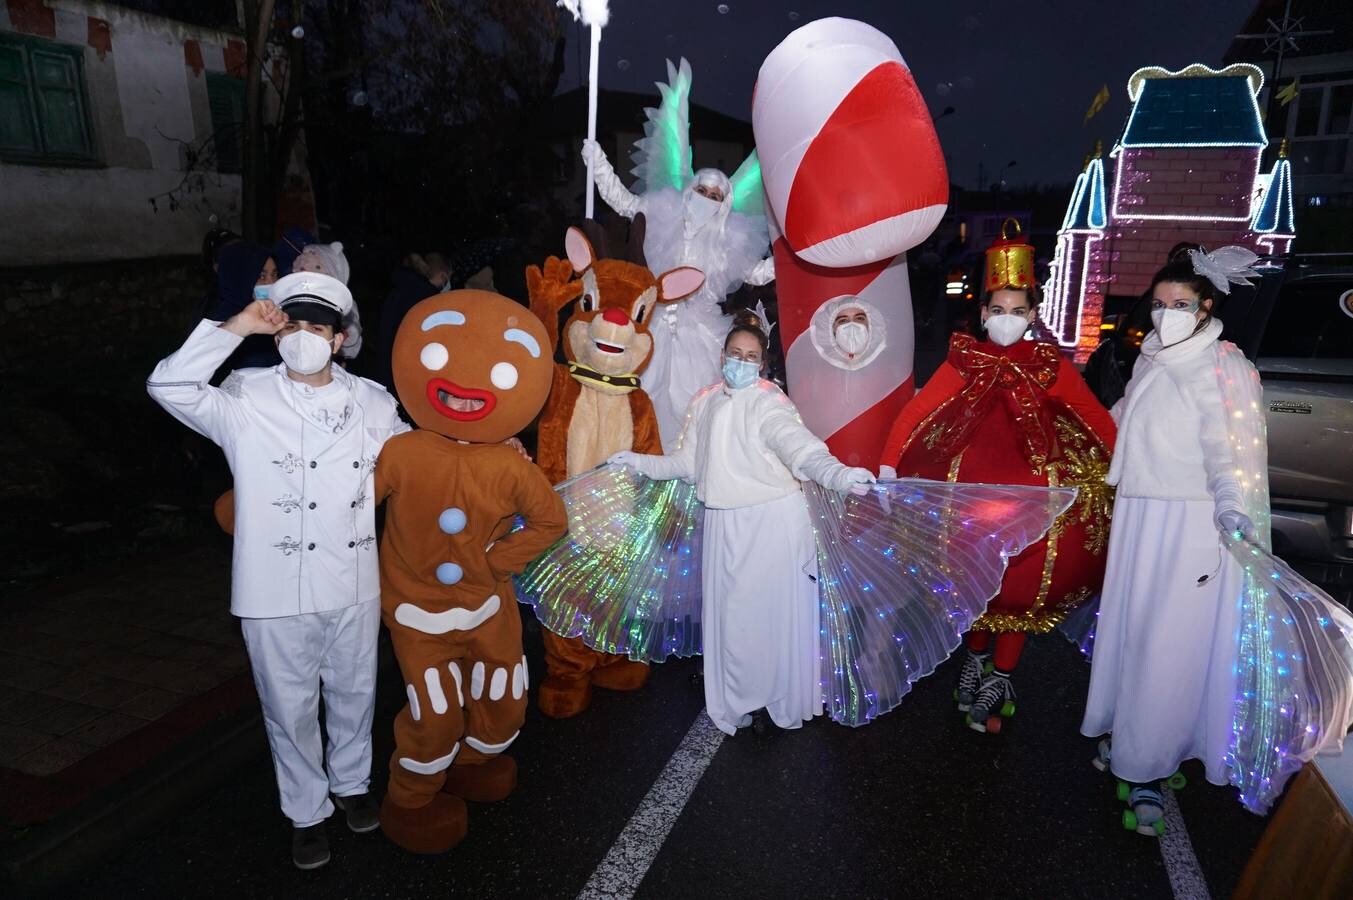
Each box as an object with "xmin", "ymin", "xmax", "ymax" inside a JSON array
[
  {"xmin": 515, "ymin": 378, "xmax": 1079, "ymax": 734},
  {"xmin": 1078, "ymin": 246, "xmax": 1353, "ymax": 823},
  {"xmin": 582, "ymin": 59, "xmax": 774, "ymax": 448}
]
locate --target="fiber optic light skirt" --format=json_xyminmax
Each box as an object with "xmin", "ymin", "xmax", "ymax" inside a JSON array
[{"xmin": 516, "ymin": 465, "xmax": 1075, "ymax": 726}]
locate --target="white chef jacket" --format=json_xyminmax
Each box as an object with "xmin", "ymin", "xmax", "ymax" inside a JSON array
[
  {"xmin": 641, "ymin": 380, "xmax": 850, "ymax": 510},
  {"xmin": 148, "ymin": 319, "xmax": 409, "ymax": 618}
]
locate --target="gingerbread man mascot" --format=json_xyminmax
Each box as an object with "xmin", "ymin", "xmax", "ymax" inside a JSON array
[
  {"xmin": 528, "ymin": 227, "xmax": 703, "ymax": 718},
  {"xmin": 377, "ymin": 290, "xmax": 566, "ymax": 853}
]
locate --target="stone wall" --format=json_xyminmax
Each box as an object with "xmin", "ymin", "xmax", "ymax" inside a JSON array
[{"xmin": 0, "ymin": 255, "xmax": 208, "ymax": 374}]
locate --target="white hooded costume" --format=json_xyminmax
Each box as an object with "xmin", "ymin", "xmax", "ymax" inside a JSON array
[{"xmin": 583, "ymin": 58, "xmax": 774, "ymax": 448}]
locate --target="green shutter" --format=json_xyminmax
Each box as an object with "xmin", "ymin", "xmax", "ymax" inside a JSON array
[
  {"xmin": 0, "ymin": 43, "xmax": 40, "ymax": 153},
  {"xmin": 0, "ymin": 35, "xmax": 94, "ymax": 162},
  {"xmin": 207, "ymin": 73, "xmax": 245, "ymax": 174},
  {"xmin": 31, "ymin": 48, "xmax": 92, "ymax": 158}
]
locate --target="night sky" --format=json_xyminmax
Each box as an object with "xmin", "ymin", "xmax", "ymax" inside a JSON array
[{"xmin": 558, "ymin": 0, "xmax": 1258, "ymax": 190}]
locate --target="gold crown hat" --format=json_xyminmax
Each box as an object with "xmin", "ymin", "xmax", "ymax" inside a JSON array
[{"xmin": 984, "ymin": 217, "xmax": 1037, "ymax": 293}]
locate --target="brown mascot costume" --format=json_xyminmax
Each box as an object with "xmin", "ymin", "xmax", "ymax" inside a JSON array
[
  {"xmin": 528, "ymin": 227, "xmax": 704, "ymax": 718},
  {"xmin": 376, "ymin": 290, "xmax": 566, "ymax": 853}
]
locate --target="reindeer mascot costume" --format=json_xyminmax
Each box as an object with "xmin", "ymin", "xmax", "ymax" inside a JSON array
[
  {"xmin": 377, "ymin": 290, "xmax": 566, "ymax": 853},
  {"xmin": 529, "ymin": 227, "xmax": 704, "ymax": 717}
]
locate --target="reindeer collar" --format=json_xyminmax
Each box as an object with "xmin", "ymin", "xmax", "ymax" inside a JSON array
[{"xmin": 567, "ymin": 362, "xmax": 641, "ymax": 395}]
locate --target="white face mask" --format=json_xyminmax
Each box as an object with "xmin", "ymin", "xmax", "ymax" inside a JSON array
[
  {"xmin": 984, "ymin": 313, "xmax": 1029, "ymax": 347},
  {"xmin": 278, "ymin": 330, "xmax": 335, "ymax": 375},
  {"xmin": 834, "ymin": 321, "xmax": 870, "ymax": 356},
  {"xmin": 683, "ymin": 191, "xmax": 721, "ymax": 235},
  {"xmin": 1150, "ymin": 308, "xmax": 1198, "ymax": 346}
]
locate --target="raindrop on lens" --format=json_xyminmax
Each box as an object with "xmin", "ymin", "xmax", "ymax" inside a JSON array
[
  {"xmin": 617, "ymin": 58, "xmax": 631, "ymax": 71},
  {"xmin": 963, "ymin": 15, "xmax": 980, "ymax": 30},
  {"xmin": 936, "ymin": 82, "xmax": 953, "ymax": 97},
  {"xmin": 788, "ymin": 10, "xmax": 799, "ymax": 20},
  {"xmin": 717, "ymin": 3, "xmax": 730, "ymax": 14},
  {"xmin": 351, "ymin": 90, "xmax": 368, "ymax": 107},
  {"xmin": 291, "ymin": 25, "xmax": 305, "ymax": 39}
]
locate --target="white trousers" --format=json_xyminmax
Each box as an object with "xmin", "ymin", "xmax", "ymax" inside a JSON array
[{"xmin": 240, "ymin": 599, "xmax": 380, "ymax": 827}]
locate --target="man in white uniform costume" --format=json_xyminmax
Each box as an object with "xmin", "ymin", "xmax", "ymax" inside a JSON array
[{"xmin": 148, "ymin": 272, "xmax": 408, "ymax": 869}]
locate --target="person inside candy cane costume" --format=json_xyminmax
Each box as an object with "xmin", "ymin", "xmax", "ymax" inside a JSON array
[
  {"xmin": 581, "ymin": 58, "xmax": 774, "ymax": 449},
  {"xmin": 375, "ymin": 290, "xmax": 566, "ymax": 853}
]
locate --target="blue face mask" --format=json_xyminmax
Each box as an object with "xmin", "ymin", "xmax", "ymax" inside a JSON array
[
  {"xmin": 253, "ymin": 284, "xmax": 271, "ymax": 302},
  {"xmin": 722, "ymin": 356, "xmax": 760, "ymax": 390}
]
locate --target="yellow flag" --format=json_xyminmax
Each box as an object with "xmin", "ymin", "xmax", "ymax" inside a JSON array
[
  {"xmin": 1083, "ymin": 84, "xmax": 1110, "ymax": 125},
  {"xmin": 1276, "ymin": 77, "xmax": 1300, "ymax": 106}
]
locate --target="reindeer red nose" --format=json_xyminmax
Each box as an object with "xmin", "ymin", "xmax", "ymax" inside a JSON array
[{"xmin": 601, "ymin": 307, "xmax": 630, "ymax": 326}]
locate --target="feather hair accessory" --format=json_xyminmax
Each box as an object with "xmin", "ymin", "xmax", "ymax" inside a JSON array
[
  {"xmin": 1187, "ymin": 245, "xmax": 1260, "ymax": 295},
  {"xmin": 556, "ymin": 0, "xmax": 609, "ymax": 27}
]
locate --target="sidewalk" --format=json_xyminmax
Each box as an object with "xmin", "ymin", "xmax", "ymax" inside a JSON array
[{"xmin": 0, "ymin": 541, "xmax": 262, "ymax": 886}]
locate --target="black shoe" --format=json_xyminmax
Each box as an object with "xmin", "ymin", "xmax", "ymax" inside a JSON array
[
  {"xmin": 751, "ymin": 708, "xmax": 774, "ymax": 737},
  {"xmin": 334, "ymin": 791, "xmax": 380, "ymax": 834},
  {"xmin": 292, "ymin": 824, "xmax": 331, "ymax": 870}
]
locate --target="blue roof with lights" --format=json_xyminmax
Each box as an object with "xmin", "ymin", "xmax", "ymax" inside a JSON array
[{"xmin": 1123, "ymin": 75, "xmax": 1265, "ymax": 147}]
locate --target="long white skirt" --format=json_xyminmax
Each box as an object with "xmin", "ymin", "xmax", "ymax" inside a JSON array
[
  {"xmin": 1081, "ymin": 496, "xmax": 1243, "ymax": 784},
  {"xmin": 702, "ymin": 490, "xmax": 823, "ymax": 736}
]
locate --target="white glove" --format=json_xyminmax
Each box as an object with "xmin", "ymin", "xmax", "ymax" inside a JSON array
[
  {"xmin": 878, "ymin": 465, "xmax": 898, "ymax": 480},
  {"xmin": 608, "ymin": 451, "xmax": 642, "ymax": 472},
  {"xmin": 827, "ymin": 466, "xmax": 876, "ymax": 496},
  {"xmin": 746, "ymin": 256, "xmax": 776, "ymax": 287},
  {"xmin": 581, "ymin": 138, "xmax": 604, "ymax": 167},
  {"xmin": 1216, "ymin": 508, "xmax": 1255, "ymax": 540}
]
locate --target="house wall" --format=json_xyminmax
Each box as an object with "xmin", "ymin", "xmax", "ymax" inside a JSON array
[
  {"xmin": 0, "ymin": 0, "xmax": 251, "ymax": 265},
  {"xmin": 1099, "ymin": 148, "xmax": 1273, "ymax": 297}
]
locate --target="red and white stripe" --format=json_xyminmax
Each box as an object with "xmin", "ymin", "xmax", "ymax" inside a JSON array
[
  {"xmin": 754, "ymin": 18, "xmax": 945, "ymax": 469},
  {"xmin": 776, "ymin": 241, "xmax": 914, "ymax": 471}
]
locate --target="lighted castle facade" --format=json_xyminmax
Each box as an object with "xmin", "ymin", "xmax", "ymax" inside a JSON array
[{"xmin": 1042, "ymin": 63, "xmax": 1296, "ymax": 363}]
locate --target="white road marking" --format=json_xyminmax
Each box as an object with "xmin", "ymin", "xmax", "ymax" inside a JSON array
[
  {"xmin": 576, "ymin": 712, "xmax": 726, "ymax": 900},
  {"xmin": 1161, "ymin": 785, "xmax": 1211, "ymax": 899}
]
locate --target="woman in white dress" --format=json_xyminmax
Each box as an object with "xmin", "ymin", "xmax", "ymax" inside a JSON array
[
  {"xmin": 610, "ymin": 314, "xmax": 875, "ymax": 735},
  {"xmin": 1081, "ymin": 247, "xmax": 1263, "ymax": 835}
]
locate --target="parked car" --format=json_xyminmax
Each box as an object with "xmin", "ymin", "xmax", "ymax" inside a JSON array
[{"xmin": 1252, "ymin": 258, "xmax": 1353, "ymax": 570}]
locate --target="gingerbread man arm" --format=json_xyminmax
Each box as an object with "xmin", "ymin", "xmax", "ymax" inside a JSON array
[{"xmin": 485, "ymin": 459, "xmax": 567, "ymax": 580}]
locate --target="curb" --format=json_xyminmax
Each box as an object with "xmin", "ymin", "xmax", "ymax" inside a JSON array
[{"xmin": 0, "ymin": 705, "xmax": 265, "ymax": 894}]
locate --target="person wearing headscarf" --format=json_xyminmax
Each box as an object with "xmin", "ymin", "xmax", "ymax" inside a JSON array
[
  {"xmin": 209, "ymin": 241, "xmax": 281, "ymax": 371},
  {"xmin": 294, "ymin": 242, "xmax": 361, "ymax": 362}
]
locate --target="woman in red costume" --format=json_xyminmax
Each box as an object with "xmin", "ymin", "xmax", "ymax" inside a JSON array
[{"xmin": 879, "ymin": 221, "xmax": 1116, "ymax": 733}]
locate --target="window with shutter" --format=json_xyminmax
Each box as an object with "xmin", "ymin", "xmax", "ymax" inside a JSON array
[
  {"xmin": 0, "ymin": 33, "xmax": 96, "ymax": 164},
  {"xmin": 206, "ymin": 73, "xmax": 244, "ymax": 174}
]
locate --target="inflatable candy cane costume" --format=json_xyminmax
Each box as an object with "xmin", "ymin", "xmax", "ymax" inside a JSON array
[
  {"xmin": 752, "ymin": 18, "xmax": 949, "ymax": 470},
  {"xmin": 583, "ymin": 58, "xmax": 773, "ymax": 449}
]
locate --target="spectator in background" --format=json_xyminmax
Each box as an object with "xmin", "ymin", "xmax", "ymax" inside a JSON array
[
  {"xmin": 294, "ymin": 242, "xmax": 362, "ymax": 365},
  {"xmin": 210, "ymin": 242, "xmax": 281, "ymax": 372},
  {"xmin": 375, "ymin": 252, "xmax": 450, "ymax": 391},
  {"xmin": 200, "ymin": 228, "xmax": 241, "ymax": 317},
  {"xmin": 273, "ymin": 227, "xmax": 317, "ymax": 277}
]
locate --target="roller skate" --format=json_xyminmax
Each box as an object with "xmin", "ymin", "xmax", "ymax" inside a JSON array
[
  {"xmin": 953, "ymin": 650, "xmax": 991, "ymax": 713},
  {"xmin": 1115, "ymin": 774, "xmax": 1187, "ymax": 837},
  {"xmin": 1091, "ymin": 737, "xmax": 1112, "ymax": 773},
  {"xmin": 965, "ymin": 670, "xmax": 1016, "ymax": 733}
]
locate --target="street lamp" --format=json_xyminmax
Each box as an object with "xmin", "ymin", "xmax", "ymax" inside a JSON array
[{"xmin": 995, "ymin": 159, "xmax": 1017, "ymax": 190}]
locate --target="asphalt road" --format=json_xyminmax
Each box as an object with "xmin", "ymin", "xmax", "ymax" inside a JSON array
[{"xmin": 68, "ymin": 612, "xmax": 1272, "ymax": 900}]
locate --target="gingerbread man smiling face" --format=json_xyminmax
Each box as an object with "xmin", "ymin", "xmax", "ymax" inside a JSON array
[{"xmin": 393, "ymin": 290, "xmax": 554, "ymax": 443}]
